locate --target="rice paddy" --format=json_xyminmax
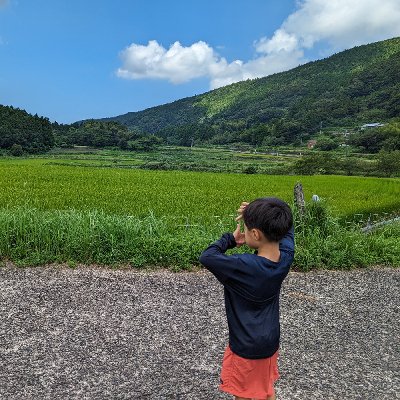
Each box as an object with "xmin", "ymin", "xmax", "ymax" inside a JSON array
[{"xmin": 0, "ymin": 154, "xmax": 399, "ymax": 269}]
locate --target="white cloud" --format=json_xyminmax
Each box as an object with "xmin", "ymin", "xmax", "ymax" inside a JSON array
[
  {"xmin": 117, "ymin": 39, "xmax": 302, "ymax": 89},
  {"xmin": 255, "ymin": 29, "xmax": 299, "ymax": 54},
  {"xmin": 281, "ymin": 0, "xmax": 400, "ymax": 50},
  {"xmin": 117, "ymin": 40, "xmax": 221, "ymax": 84},
  {"xmin": 117, "ymin": 0, "xmax": 400, "ymax": 89},
  {"xmin": 208, "ymin": 48, "xmax": 304, "ymax": 89}
]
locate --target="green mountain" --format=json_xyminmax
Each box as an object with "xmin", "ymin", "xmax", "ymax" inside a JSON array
[{"xmin": 102, "ymin": 37, "xmax": 400, "ymax": 146}]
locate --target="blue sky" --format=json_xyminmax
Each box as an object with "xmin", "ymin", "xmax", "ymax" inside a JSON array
[{"xmin": 0, "ymin": 0, "xmax": 399, "ymax": 123}]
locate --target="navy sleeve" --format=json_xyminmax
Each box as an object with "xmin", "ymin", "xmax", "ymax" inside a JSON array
[
  {"xmin": 279, "ymin": 225, "xmax": 295, "ymax": 255},
  {"xmin": 199, "ymin": 233, "xmax": 243, "ymax": 284}
]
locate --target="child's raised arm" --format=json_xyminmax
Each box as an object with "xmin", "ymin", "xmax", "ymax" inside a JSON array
[
  {"xmin": 279, "ymin": 225, "xmax": 295, "ymax": 255},
  {"xmin": 199, "ymin": 232, "xmax": 243, "ymax": 284}
]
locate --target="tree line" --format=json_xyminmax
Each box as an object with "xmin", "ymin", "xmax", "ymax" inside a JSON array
[
  {"xmin": 0, "ymin": 106, "xmax": 163, "ymax": 155},
  {"xmin": 53, "ymin": 120, "xmax": 162, "ymax": 151}
]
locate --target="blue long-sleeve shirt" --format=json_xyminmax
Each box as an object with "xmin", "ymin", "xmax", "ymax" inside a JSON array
[{"xmin": 199, "ymin": 226, "xmax": 294, "ymax": 359}]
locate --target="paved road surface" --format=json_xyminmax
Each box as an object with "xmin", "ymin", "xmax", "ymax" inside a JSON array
[{"xmin": 0, "ymin": 266, "xmax": 398, "ymax": 399}]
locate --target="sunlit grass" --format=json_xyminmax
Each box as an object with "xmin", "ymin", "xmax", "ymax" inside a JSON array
[
  {"xmin": 1, "ymin": 158, "xmax": 399, "ymax": 220},
  {"xmin": 0, "ymin": 156, "xmax": 399, "ymax": 269}
]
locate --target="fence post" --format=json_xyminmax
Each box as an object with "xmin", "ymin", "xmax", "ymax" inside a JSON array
[{"xmin": 294, "ymin": 182, "xmax": 305, "ymax": 218}]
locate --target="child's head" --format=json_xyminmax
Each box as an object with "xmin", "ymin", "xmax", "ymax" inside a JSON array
[{"xmin": 242, "ymin": 197, "xmax": 293, "ymax": 244}]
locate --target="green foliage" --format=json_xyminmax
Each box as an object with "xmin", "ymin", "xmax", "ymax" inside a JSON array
[
  {"xmin": 299, "ymin": 200, "xmax": 332, "ymax": 237},
  {"xmin": 294, "ymin": 200, "xmax": 400, "ymax": 270},
  {"xmin": 54, "ymin": 120, "xmax": 129, "ymax": 148},
  {"xmin": 52, "ymin": 120, "xmax": 164, "ymax": 151},
  {"xmin": 128, "ymin": 135, "xmax": 163, "ymax": 151},
  {"xmin": 293, "ymin": 153, "xmax": 340, "ymax": 175},
  {"xmin": 315, "ymin": 136, "xmax": 339, "ymax": 151},
  {"xmin": 1, "ymin": 156, "xmax": 399, "ymax": 222},
  {"xmin": 243, "ymin": 165, "xmax": 257, "ymax": 174},
  {"xmin": 291, "ymin": 148, "xmax": 400, "ymax": 177},
  {"xmin": 0, "ymin": 105, "xmax": 54, "ymax": 153},
  {"xmin": 0, "ymin": 204, "xmax": 398, "ymax": 270},
  {"xmin": 9, "ymin": 144, "xmax": 24, "ymax": 157},
  {"xmin": 377, "ymin": 150, "xmax": 400, "ymax": 176},
  {"xmin": 0, "ymin": 208, "xmax": 203, "ymax": 268},
  {"xmin": 381, "ymin": 121, "xmax": 400, "ymax": 151},
  {"xmin": 347, "ymin": 121, "xmax": 400, "ymax": 160}
]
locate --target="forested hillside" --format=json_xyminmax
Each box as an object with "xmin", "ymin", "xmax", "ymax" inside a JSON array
[
  {"xmin": 102, "ymin": 37, "xmax": 400, "ymax": 146},
  {"xmin": 0, "ymin": 107, "xmax": 159, "ymax": 154},
  {"xmin": 0, "ymin": 105, "xmax": 54, "ymax": 154}
]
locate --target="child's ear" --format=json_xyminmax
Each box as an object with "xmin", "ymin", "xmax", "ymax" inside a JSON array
[{"xmin": 252, "ymin": 229, "xmax": 260, "ymax": 241}]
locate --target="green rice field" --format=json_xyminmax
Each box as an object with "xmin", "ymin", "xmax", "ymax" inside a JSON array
[
  {"xmin": 1, "ymin": 158, "xmax": 399, "ymax": 220},
  {"xmin": 0, "ymin": 157, "xmax": 399, "ymax": 269}
]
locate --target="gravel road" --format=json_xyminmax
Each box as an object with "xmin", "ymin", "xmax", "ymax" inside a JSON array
[{"xmin": 0, "ymin": 265, "xmax": 398, "ymax": 400}]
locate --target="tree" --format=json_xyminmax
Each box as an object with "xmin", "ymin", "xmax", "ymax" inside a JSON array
[
  {"xmin": 243, "ymin": 165, "xmax": 257, "ymax": 174},
  {"xmin": 54, "ymin": 120, "xmax": 133, "ymax": 149},
  {"xmin": 293, "ymin": 153, "xmax": 340, "ymax": 175},
  {"xmin": 348, "ymin": 128, "xmax": 386, "ymax": 153},
  {"xmin": 128, "ymin": 135, "xmax": 162, "ymax": 151},
  {"xmin": 381, "ymin": 121, "xmax": 400, "ymax": 151},
  {"xmin": 315, "ymin": 136, "xmax": 339, "ymax": 151},
  {"xmin": 377, "ymin": 150, "xmax": 400, "ymax": 176}
]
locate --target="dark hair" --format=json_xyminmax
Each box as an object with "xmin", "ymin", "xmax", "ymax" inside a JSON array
[{"xmin": 242, "ymin": 197, "xmax": 293, "ymax": 242}]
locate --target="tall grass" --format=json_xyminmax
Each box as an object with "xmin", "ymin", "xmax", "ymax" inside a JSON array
[
  {"xmin": 0, "ymin": 205, "xmax": 398, "ymax": 270},
  {"xmin": 294, "ymin": 200, "xmax": 400, "ymax": 270},
  {"xmin": 0, "ymin": 208, "xmax": 214, "ymax": 269}
]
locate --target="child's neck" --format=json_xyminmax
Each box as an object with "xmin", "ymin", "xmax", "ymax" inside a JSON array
[{"xmin": 256, "ymin": 241, "xmax": 280, "ymax": 262}]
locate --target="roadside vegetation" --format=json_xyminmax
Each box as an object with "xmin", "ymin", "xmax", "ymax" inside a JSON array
[{"xmin": 0, "ymin": 201, "xmax": 398, "ymax": 271}]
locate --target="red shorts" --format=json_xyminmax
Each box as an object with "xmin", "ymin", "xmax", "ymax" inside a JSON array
[{"xmin": 219, "ymin": 345, "xmax": 280, "ymax": 399}]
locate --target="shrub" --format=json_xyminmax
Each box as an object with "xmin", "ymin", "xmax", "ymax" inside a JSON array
[
  {"xmin": 377, "ymin": 150, "xmax": 400, "ymax": 177},
  {"xmin": 243, "ymin": 165, "xmax": 257, "ymax": 174},
  {"xmin": 9, "ymin": 144, "xmax": 24, "ymax": 157}
]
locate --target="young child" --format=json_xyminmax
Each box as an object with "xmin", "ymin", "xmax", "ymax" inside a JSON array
[{"xmin": 199, "ymin": 197, "xmax": 294, "ymax": 400}]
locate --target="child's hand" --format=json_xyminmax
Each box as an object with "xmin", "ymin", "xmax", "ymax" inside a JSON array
[
  {"xmin": 235, "ymin": 201, "xmax": 249, "ymax": 221},
  {"xmin": 233, "ymin": 223, "xmax": 246, "ymax": 247}
]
